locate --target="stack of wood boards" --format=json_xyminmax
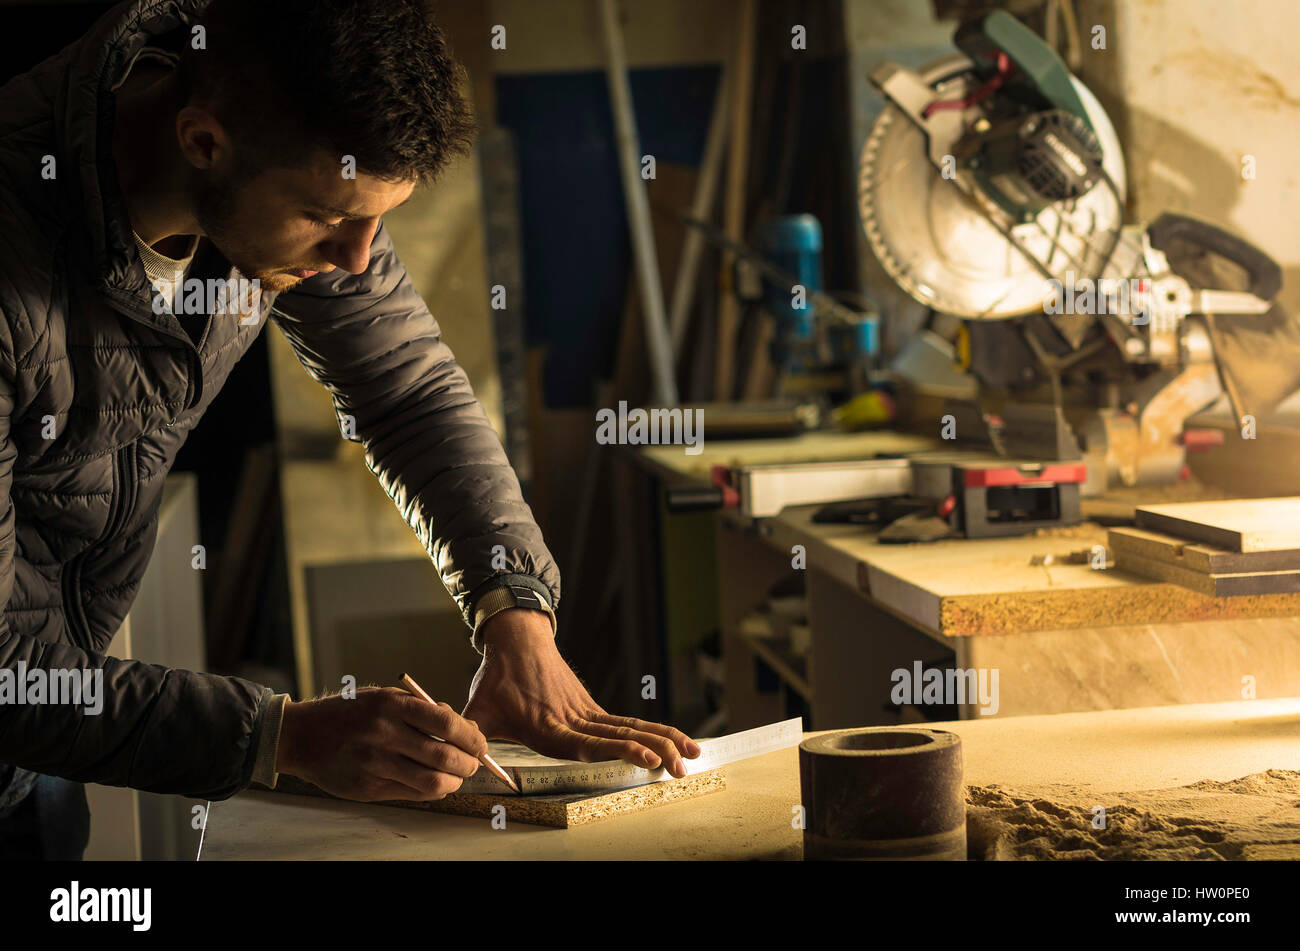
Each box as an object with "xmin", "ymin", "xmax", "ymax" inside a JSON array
[{"xmin": 1111, "ymin": 499, "xmax": 1300, "ymax": 596}]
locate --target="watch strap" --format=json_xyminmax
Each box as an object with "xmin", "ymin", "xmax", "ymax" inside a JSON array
[{"xmin": 473, "ymin": 582, "xmax": 557, "ymax": 636}]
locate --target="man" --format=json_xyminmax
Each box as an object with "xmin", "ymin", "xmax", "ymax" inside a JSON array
[{"xmin": 0, "ymin": 0, "xmax": 697, "ymax": 858}]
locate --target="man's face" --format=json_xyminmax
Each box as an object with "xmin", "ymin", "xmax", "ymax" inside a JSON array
[{"xmin": 192, "ymin": 150, "xmax": 416, "ymax": 293}]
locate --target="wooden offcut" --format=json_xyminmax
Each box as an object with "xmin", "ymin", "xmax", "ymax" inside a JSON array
[
  {"xmin": 272, "ymin": 769, "xmax": 727, "ymax": 829},
  {"xmin": 1110, "ymin": 525, "xmax": 1300, "ymax": 596},
  {"xmin": 1109, "ymin": 526, "xmax": 1300, "ymax": 574},
  {"xmin": 1135, "ymin": 498, "xmax": 1300, "ymax": 553},
  {"xmin": 1113, "ymin": 550, "xmax": 1300, "ymax": 596}
]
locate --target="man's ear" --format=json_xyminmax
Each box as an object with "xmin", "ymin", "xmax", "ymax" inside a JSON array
[{"xmin": 175, "ymin": 104, "xmax": 230, "ymax": 172}]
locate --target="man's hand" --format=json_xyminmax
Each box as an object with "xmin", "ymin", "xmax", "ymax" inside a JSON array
[
  {"xmin": 462, "ymin": 608, "xmax": 701, "ymax": 776},
  {"xmin": 276, "ymin": 687, "xmax": 487, "ymax": 802}
]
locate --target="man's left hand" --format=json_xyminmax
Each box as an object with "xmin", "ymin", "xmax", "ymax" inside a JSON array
[{"xmin": 462, "ymin": 608, "xmax": 701, "ymax": 777}]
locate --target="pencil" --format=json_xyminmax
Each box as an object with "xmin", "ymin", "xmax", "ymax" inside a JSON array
[{"xmin": 399, "ymin": 673, "xmax": 520, "ymax": 794}]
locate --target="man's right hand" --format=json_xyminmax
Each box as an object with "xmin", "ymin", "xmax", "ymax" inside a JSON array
[{"xmin": 275, "ymin": 686, "xmax": 487, "ymax": 802}]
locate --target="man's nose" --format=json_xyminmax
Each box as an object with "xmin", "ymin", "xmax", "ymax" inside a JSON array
[{"xmin": 321, "ymin": 219, "xmax": 378, "ymax": 274}]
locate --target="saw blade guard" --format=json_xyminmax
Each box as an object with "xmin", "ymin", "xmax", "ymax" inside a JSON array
[{"xmin": 858, "ymin": 52, "xmax": 1127, "ymax": 320}]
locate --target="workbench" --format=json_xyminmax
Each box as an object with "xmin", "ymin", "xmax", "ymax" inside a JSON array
[
  {"xmin": 201, "ymin": 699, "xmax": 1300, "ymax": 860},
  {"xmin": 629, "ymin": 430, "xmax": 1300, "ymax": 730}
]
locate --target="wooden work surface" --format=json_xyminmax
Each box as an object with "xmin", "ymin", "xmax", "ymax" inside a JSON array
[
  {"xmin": 201, "ymin": 699, "xmax": 1300, "ymax": 860},
  {"xmin": 635, "ymin": 429, "xmax": 1300, "ymax": 638},
  {"xmin": 764, "ymin": 507, "xmax": 1300, "ymax": 638}
]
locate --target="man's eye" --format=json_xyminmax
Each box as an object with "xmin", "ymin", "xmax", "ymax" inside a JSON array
[{"xmin": 309, "ymin": 215, "xmax": 344, "ymax": 230}]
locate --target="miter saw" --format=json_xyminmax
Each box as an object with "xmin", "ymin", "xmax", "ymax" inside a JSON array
[
  {"xmin": 859, "ymin": 10, "xmax": 1288, "ymax": 495},
  {"xmin": 667, "ymin": 11, "xmax": 1293, "ymax": 539}
]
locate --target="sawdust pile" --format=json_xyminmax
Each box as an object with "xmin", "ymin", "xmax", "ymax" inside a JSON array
[{"xmin": 965, "ymin": 770, "xmax": 1300, "ymax": 860}]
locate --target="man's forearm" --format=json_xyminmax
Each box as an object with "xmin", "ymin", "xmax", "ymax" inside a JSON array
[{"xmin": 476, "ymin": 606, "xmax": 560, "ymax": 657}]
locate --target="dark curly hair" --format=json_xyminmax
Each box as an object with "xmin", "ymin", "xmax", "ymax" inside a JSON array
[{"xmin": 175, "ymin": 0, "xmax": 476, "ymax": 183}]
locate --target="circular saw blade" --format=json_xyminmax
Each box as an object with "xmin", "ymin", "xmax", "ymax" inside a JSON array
[{"xmin": 859, "ymin": 54, "xmax": 1127, "ymax": 320}]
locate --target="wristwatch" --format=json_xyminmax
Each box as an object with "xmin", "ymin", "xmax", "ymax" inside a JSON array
[{"xmin": 473, "ymin": 582, "xmax": 557, "ymax": 636}]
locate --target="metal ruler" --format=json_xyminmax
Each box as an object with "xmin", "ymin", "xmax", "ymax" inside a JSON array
[{"xmin": 458, "ymin": 717, "xmax": 804, "ymax": 797}]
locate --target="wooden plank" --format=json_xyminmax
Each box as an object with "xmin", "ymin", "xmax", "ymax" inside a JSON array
[
  {"xmin": 615, "ymin": 162, "xmax": 699, "ymax": 400},
  {"xmin": 1113, "ymin": 547, "xmax": 1300, "ymax": 597},
  {"xmin": 713, "ymin": 0, "xmax": 756, "ymax": 400},
  {"xmin": 1136, "ymin": 498, "xmax": 1300, "ymax": 553},
  {"xmin": 1109, "ymin": 526, "xmax": 1300, "ymax": 574},
  {"xmin": 272, "ymin": 769, "xmax": 726, "ymax": 829}
]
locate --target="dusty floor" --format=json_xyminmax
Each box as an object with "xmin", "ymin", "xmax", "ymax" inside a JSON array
[{"xmin": 966, "ymin": 769, "xmax": 1300, "ymax": 860}]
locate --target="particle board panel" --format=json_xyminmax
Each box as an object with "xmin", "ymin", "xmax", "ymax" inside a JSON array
[
  {"xmin": 1109, "ymin": 526, "xmax": 1300, "ymax": 574},
  {"xmin": 769, "ymin": 508, "xmax": 1300, "ymax": 636},
  {"xmin": 1136, "ymin": 498, "xmax": 1300, "ymax": 553},
  {"xmin": 837, "ymin": 522, "xmax": 1137, "ymax": 635},
  {"xmin": 935, "ymin": 584, "xmax": 1300, "ymax": 634},
  {"xmin": 272, "ymin": 769, "xmax": 726, "ymax": 829}
]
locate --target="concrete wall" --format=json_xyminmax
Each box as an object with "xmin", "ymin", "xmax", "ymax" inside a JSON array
[
  {"xmin": 1076, "ymin": 0, "xmax": 1299, "ymax": 318},
  {"xmin": 485, "ymin": 0, "xmax": 734, "ymax": 73}
]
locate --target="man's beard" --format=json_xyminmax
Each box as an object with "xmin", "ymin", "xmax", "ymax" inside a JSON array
[{"xmin": 193, "ymin": 165, "xmax": 302, "ymax": 293}]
